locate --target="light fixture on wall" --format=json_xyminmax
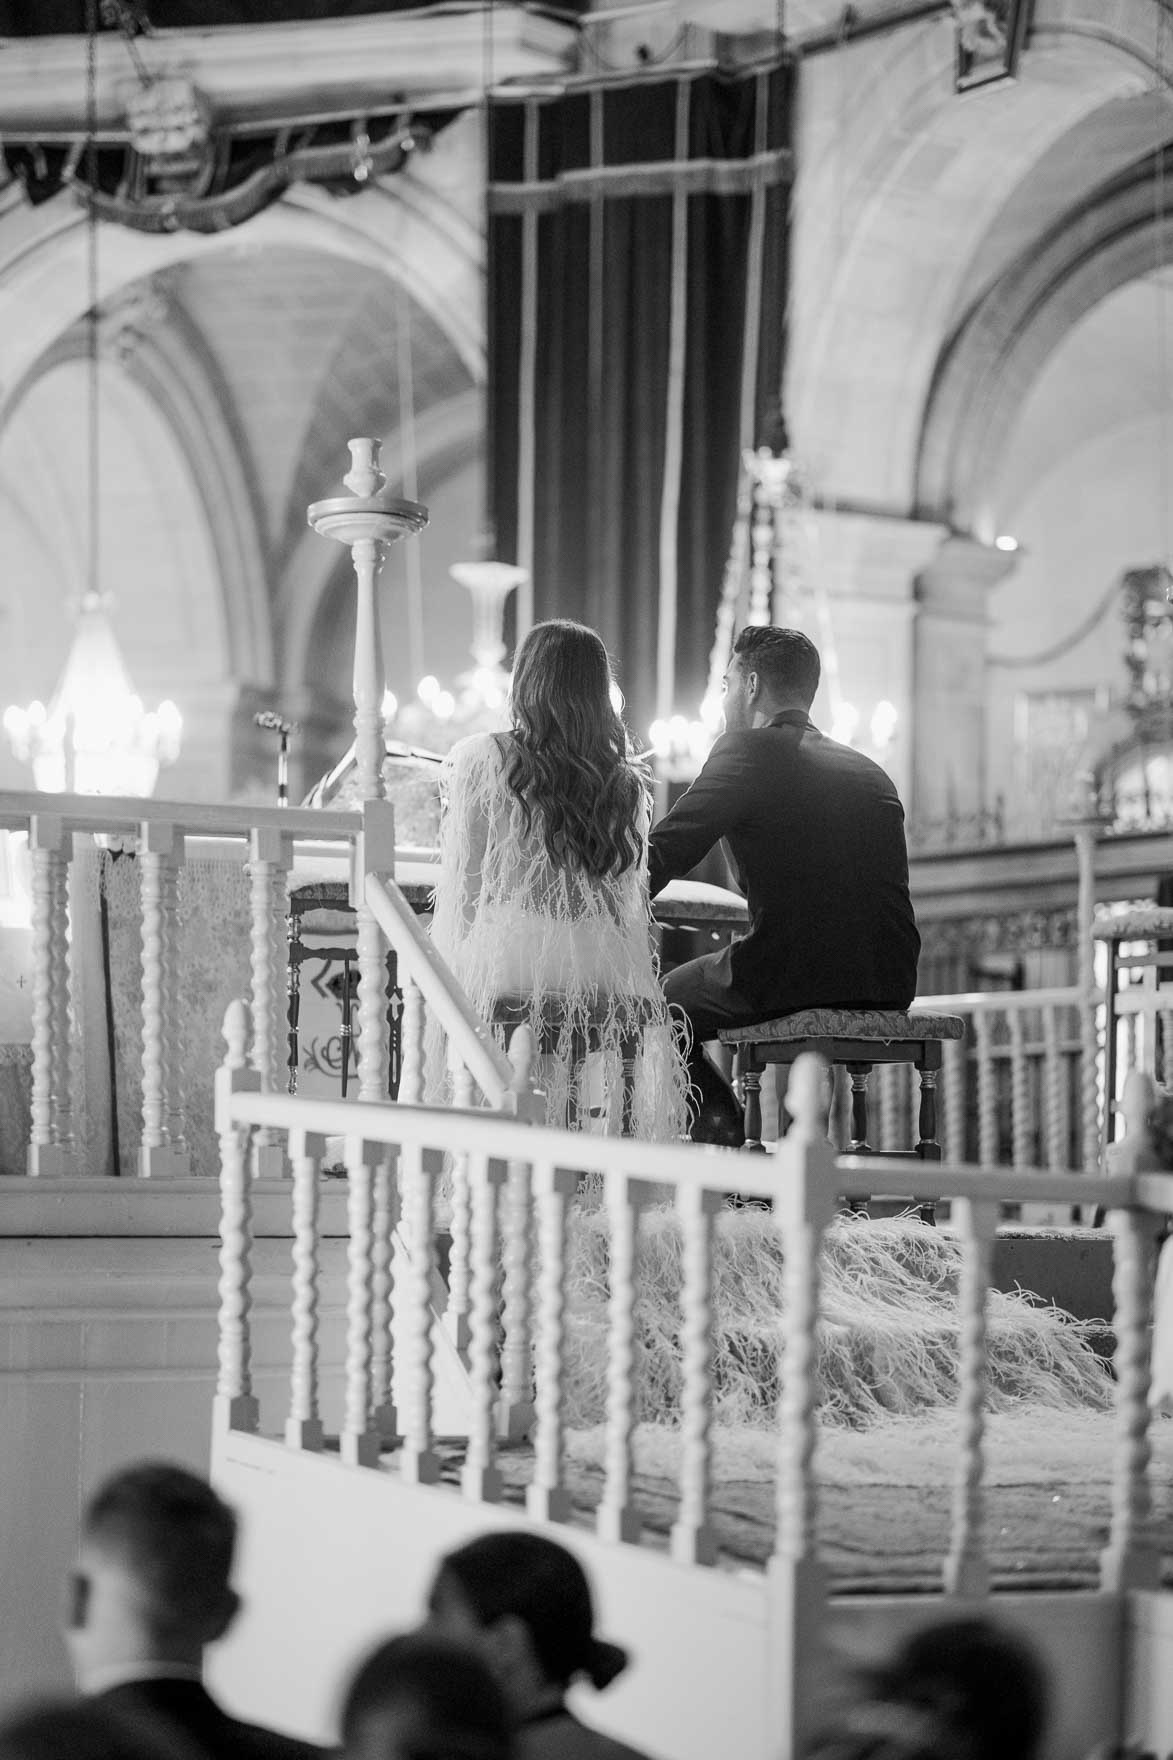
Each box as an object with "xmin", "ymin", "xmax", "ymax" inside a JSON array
[{"xmin": 2, "ymin": 0, "xmax": 181, "ymax": 797}]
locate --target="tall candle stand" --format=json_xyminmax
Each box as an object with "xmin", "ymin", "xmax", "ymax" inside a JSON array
[{"xmin": 309, "ymin": 438, "xmax": 429, "ymax": 1104}]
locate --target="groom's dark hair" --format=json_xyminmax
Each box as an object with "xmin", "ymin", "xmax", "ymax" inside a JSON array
[{"xmin": 733, "ymin": 626, "xmax": 820, "ymax": 708}]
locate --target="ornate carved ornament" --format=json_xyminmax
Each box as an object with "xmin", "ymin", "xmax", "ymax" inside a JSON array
[{"xmin": 4, "ymin": 100, "xmax": 433, "ymax": 233}]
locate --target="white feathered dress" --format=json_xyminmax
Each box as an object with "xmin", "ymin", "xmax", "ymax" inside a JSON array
[{"xmin": 428, "ymin": 730, "xmax": 690, "ymax": 1139}]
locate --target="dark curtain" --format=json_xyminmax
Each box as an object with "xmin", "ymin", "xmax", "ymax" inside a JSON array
[{"xmin": 488, "ymin": 61, "xmax": 793, "ymax": 737}]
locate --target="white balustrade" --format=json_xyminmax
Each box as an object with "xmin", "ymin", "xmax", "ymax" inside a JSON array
[{"xmin": 211, "ymin": 1005, "xmax": 1173, "ymax": 1691}]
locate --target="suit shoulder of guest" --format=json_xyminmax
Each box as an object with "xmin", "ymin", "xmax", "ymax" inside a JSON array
[{"xmin": 227, "ymin": 1714, "xmax": 329, "ymax": 1760}]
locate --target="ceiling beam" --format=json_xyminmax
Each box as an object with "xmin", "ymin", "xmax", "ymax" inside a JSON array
[{"xmin": 0, "ymin": 7, "xmax": 577, "ymax": 135}]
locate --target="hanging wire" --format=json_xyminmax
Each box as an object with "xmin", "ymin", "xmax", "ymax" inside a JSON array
[
  {"xmin": 396, "ymin": 284, "xmax": 425, "ymax": 689},
  {"xmin": 1157, "ymin": 0, "xmax": 1172, "ymax": 585},
  {"xmin": 85, "ymin": 0, "xmax": 100, "ymax": 606}
]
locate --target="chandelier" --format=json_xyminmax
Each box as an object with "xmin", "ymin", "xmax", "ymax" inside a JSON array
[
  {"xmin": 391, "ymin": 560, "xmax": 528, "ymax": 751},
  {"xmin": 648, "ymin": 427, "xmax": 899, "ymax": 781},
  {"xmin": 3, "ymin": 9, "xmax": 181, "ymax": 798},
  {"xmin": 4, "ymin": 594, "xmax": 181, "ymax": 796}
]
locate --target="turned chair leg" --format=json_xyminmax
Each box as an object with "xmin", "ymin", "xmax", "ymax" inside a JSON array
[
  {"xmin": 741, "ymin": 1057, "xmax": 766, "ymax": 1152},
  {"xmin": 915, "ymin": 1064, "xmax": 940, "ymax": 1225},
  {"xmin": 847, "ymin": 1062, "xmax": 872, "ymax": 1152}
]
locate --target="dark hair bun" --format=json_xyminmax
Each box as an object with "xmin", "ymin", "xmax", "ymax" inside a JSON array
[{"xmin": 584, "ymin": 1639, "xmax": 629, "ymax": 1691}]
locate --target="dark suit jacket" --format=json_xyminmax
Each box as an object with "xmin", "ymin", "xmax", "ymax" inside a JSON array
[
  {"xmin": 647, "ymin": 710, "xmax": 920, "ymax": 1015},
  {"xmin": 96, "ymin": 1678, "xmax": 326, "ymax": 1760}
]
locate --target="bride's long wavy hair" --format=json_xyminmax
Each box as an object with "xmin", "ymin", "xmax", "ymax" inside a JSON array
[{"xmin": 505, "ymin": 620, "xmax": 648, "ymax": 879}]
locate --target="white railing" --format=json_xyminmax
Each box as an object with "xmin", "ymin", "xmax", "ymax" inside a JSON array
[
  {"xmin": 214, "ymin": 1012, "xmax": 1169, "ymax": 1608},
  {"xmin": 3, "ymin": 779, "xmax": 1166, "ymax": 1186},
  {"xmin": 905, "ymin": 984, "xmax": 1102, "ymax": 1175},
  {"xmin": 0, "ymin": 790, "xmax": 399, "ymax": 1177}
]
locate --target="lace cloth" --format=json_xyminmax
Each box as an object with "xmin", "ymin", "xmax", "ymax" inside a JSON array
[{"xmin": 428, "ymin": 731, "xmax": 690, "ymax": 1139}]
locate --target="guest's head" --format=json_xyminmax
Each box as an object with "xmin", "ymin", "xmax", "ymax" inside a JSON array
[
  {"xmin": 865, "ymin": 1617, "xmax": 1050, "ymax": 1760},
  {"xmin": 341, "ymin": 1631, "xmax": 513, "ymax": 1760},
  {"xmin": 65, "ymin": 1462, "xmax": 240, "ymax": 1689},
  {"xmin": 425, "ymin": 1532, "xmax": 627, "ymax": 1720},
  {"xmin": 725, "ymin": 626, "xmax": 820, "ymax": 730},
  {"xmin": 505, "ymin": 620, "xmax": 646, "ymax": 878}
]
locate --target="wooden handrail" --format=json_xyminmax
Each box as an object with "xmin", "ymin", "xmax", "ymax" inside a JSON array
[{"xmin": 0, "ymin": 788, "xmax": 361, "ymax": 839}]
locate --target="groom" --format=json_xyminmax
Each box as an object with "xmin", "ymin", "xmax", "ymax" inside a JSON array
[{"xmin": 648, "ymin": 625, "xmax": 921, "ymax": 1145}]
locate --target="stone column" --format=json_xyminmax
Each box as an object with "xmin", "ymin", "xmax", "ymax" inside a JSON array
[
  {"xmin": 912, "ymin": 535, "xmax": 1017, "ymax": 833},
  {"xmin": 808, "ymin": 509, "xmax": 945, "ymax": 806}
]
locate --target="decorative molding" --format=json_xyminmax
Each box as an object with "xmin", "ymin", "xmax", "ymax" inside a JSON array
[{"xmin": 0, "ymin": 10, "xmax": 577, "ymax": 136}]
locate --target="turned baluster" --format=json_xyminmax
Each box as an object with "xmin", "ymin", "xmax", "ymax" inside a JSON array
[
  {"xmin": 944, "ymin": 1197, "xmax": 996, "ymax": 1596},
  {"xmin": 370, "ymin": 1154, "xmax": 399, "ymax": 1442},
  {"xmin": 398, "ymin": 977, "xmax": 425, "ymax": 1105},
  {"xmin": 213, "ymin": 1001, "xmax": 261, "ymax": 1434},
  {"xmin": 527, "ymin": 1158, "xmax": 577, "ymax": 1524},
  {"xmin": 47, "ymin": 834, "xmax": 74, "ymax": 1164},
  {"xmin": 463, "ymin": 1152, "xmax": 506, "ymax": 1503},
  {"xmin": 446, "ymin": 1059, "xmax": 474, "ymax": 1353},
  {"xmin": 598, "ymin": 1170, "xmax": 647, "ymax": 1544},
  {"xmin": 1008, "ymin": 1009, "xmax": 1030, "ymax": 1170},
  {"xmin": 671, "ymin": 1181, "xmax": 722, "ymax": 1565},
  {"xmin": 1101, "ymin": 1205, "xmax": 1162, "ymax": 1590},
  {"xmin": 248, "ymin": 826, "xmax": 290, "ymax": 1176},
  {"xmin": 399, "ymin": 1143, "xmax": 440, "ymax": 1483},
  {"xmin": 285, "ymin": 1128, "xmax": 325, "ymax": 1450},
  {"xmin": 974, "ymin": 1011, "xmax": 997, "ymax": 1167},
  {"xmin": 27, "ymin": 815, "xmax": 69, "ymax": 1175},
  {"xmin": 496, "ymin": 1156, "xmax": 535, "ymax": 1441},
  {"xmin": 341, "ymin": 1136, "xmax": 382, "ymax": 1467},
  {"xmin": 139, "ymin": 821, "xmax": 179, "ymax": 1177},
  {"xmin": 1042, "ymin": 1004, "xmax": 1068, "ymax": 1173},
  {"xmin": 160, "ymin": 850, "xmax": 189, "ymax": 1173}
]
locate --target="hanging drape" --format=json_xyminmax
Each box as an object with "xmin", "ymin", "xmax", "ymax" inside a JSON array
[{"xmin": 488, "ymin": 59, "xmax": 792, "ymax": 737}]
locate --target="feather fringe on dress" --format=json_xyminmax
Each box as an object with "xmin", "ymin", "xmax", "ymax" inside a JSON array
[{"xmin": 428, "ymin": 731, "xmax": 691, "ymax": 1140}]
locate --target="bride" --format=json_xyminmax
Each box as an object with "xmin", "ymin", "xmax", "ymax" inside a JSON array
[{"xmin": 429, "ymin": 619, "xmax": 689, "ymax": 1139}]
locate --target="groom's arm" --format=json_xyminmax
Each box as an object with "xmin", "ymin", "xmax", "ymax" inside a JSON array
[{"xmin": 647, "ymin": 734, "xmax": 756, "ymax": 897}]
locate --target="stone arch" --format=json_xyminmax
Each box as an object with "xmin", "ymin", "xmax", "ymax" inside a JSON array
[
  {"xmin": 14, "ymin": 301, "xmax": 275, "ymax": 691},
  {"xmin": 916, "ymin": 160, "xmax": 1173, "ymax": 536},
  {"xmin": 786, "ymin": 0, "xmax": 1159, "ymax": 510},
  {"xmin": 0, "ymin": 111, "xmax": 484, "ymax": 423}
]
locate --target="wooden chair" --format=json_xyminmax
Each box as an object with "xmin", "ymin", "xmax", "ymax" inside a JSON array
[{"xmin": 718, "ymin": 1007, "xmax": 966, "ymax": 1220}]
